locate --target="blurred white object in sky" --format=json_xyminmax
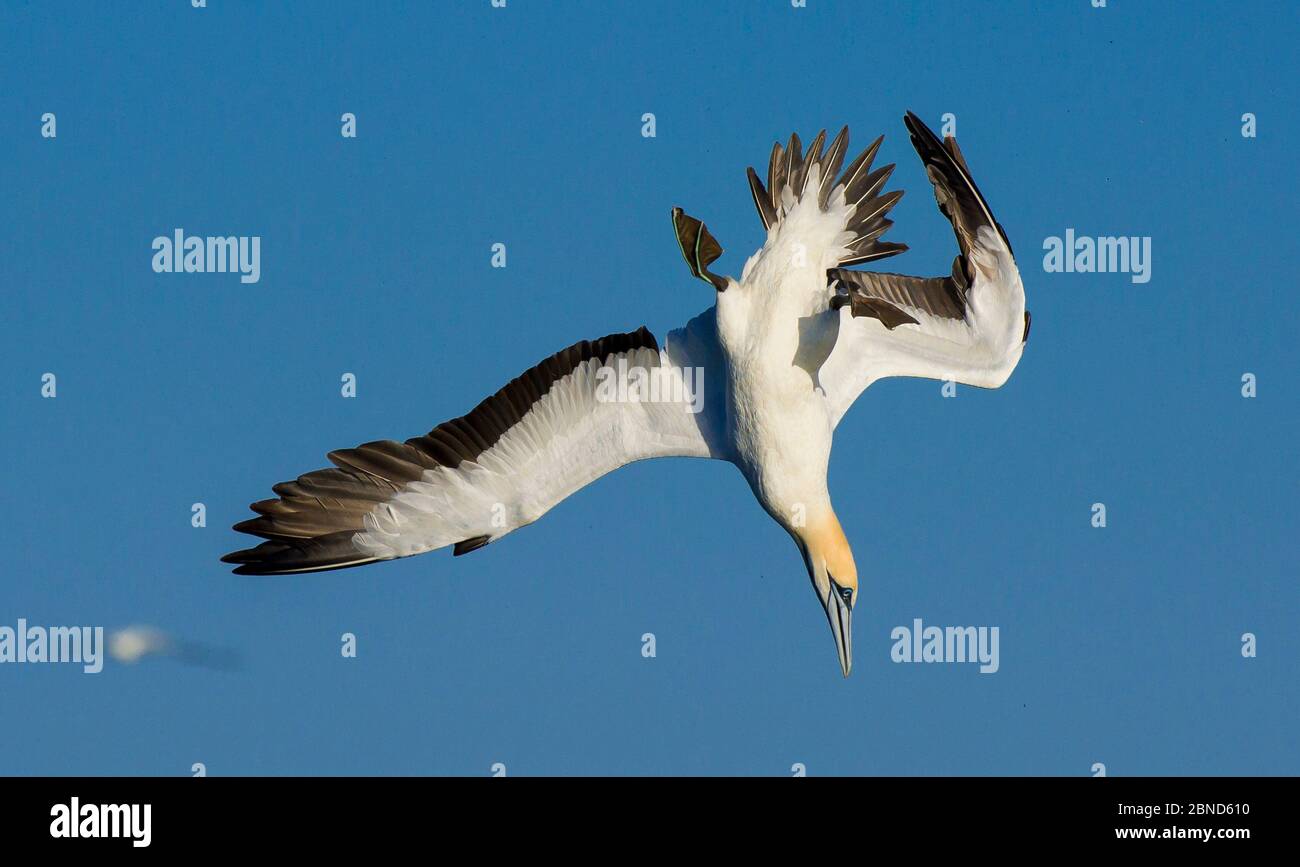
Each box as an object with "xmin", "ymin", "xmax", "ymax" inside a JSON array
[{"xmin": 108, "ymin": 625, "xmax": 173, "ymax": 664}]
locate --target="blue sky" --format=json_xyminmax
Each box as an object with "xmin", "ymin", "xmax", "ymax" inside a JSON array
[{"xmin": 1, "ymin": 1, "xmax": 1295, "ymax": 776}]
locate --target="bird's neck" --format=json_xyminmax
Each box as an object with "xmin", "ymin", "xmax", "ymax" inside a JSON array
[{"xmin": 800, "ymin": 508, "xmax": 857, "ymax": 591}]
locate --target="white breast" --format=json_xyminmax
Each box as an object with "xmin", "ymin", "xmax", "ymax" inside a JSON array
[{"xmin": 718, "ymin": 264, "xmax": 836, "ymax": 523}]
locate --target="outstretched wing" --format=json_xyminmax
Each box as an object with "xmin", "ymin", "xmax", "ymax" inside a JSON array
[
  {"xmin": 224, "ymin": 313, "xmax": 727, "ymax": 574},
  {"xmin": 819, "ymin": 112, "xmax": 1029, "ymax": 427}
]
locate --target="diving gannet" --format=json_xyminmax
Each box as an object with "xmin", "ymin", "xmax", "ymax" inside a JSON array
[{"xmin": 224, "ymin": 112, "xmax": 1030, "ymax": 676}]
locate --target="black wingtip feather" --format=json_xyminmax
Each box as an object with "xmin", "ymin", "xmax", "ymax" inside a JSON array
[
  {"xmin": 223, "ymin": 531, "xmax": 381, "ymax": 575},
  {"xmin": 902, "ymin": 110, "xmax": 1013, "ymax": 257}
]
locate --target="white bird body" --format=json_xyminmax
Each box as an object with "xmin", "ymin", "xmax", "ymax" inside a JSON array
[
  {"xmin": 720, "ymin": 174, "xmax": 849, "ymax": 533},
  {"xmin": 225, "ymin": 114, "xmax": 1030, "ymax": 676}
]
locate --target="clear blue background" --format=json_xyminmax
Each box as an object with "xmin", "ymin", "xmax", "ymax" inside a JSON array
[{"xmin": 1, "ymin": 0, "xmax": 1295, "ymax": 776}]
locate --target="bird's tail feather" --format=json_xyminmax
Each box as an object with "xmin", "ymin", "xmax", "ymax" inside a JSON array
[{"xmin": 746, "ymin": 126, "xmax": 908, "ymax": 266}]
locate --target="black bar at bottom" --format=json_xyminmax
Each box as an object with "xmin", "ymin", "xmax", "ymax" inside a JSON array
[{"xmin": 2, "ymin": 776, "xmax": 1287, "ymax": 851}]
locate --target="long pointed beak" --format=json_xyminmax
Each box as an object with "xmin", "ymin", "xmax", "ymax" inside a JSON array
[{"xmin": 822, "ymin": 576, "xmax": 854, "ymax": 677}]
